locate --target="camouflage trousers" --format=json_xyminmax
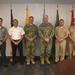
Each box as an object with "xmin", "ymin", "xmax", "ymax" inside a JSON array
[
  {"xmin": 26, "ymin": 41, "xmax": 36, "ymax": 60},
  {"xmin": 40, "ymin": 41, "xmax": 52, "ymax": 59}
]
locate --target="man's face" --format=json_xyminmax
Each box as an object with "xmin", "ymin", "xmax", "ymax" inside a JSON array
[
  {"xmin": 44, "ymin": 16, "xmax": 48, "ymax": 23},
  {"xmin": 59, "ymin": 20, "xmax": 64, "ymax": 26},
  {"xmin": 29, "ymin": 18, "xmax": 34, "ymax": 24},
  {"xmin": 0, "ymin": 19, "xmax": 3, "ymax": 26},
  {"xmin": 13, "ymin": 20, "xmax": 18, "ymax": 27}
]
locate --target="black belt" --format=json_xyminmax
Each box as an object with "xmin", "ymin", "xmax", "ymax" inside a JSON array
[
  {"xmin": 0, "ymin": 40, "xmax": 3, "ymax": 42},
  {"xmin": 13, "ymin": 40, "xmax": 19, "ymax": 42}
]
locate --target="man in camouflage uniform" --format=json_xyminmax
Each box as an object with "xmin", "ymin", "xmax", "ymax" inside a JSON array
[
  {"xmin": 68, "ymin": 18, "xmax": 75, "ymax": 58},
  {"xmin": 24, "ymin": 16, "xmax": 38, "ymax": 65},
  {"xmin": 55, "ymin": 19, "xmax": 68, "ymax": 62},
  {"xmin": 0, "ymin": 18, "xmax": 8, "ymax": 67},
  {"xmin": 39, "ymin": 15, "xmax": 54, "ymax": 65}
]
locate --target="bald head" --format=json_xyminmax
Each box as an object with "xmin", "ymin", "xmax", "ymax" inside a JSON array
[{"xmin": 44, "ymin": 15, "xmax": 48, "ymax": 24}]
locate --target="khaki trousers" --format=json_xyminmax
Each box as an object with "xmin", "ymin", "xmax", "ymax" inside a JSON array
[
  {"xmin": 55, "ymin": 40, "xmax": 66, "ymax": 62},
  {"xmin": 69, "ymin": 40, "xmax": 75, "ymax": 58}
]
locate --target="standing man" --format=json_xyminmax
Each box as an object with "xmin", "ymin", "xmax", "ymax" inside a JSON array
[
  {"xmin": 55, "ymin": 19, "xmax": 68, "ymax": 62},
  {"xmin": 8, "ymin": 19, "xmax": 25, "ymax": 65},
  {"xmin": 39, "ymin": 15, "xmax": 54, "ymax": 65},
  {"xmin": 68, "ymin": 18, "xmax": 75, "ymax": 58},
  {"xmin": 0, "ymin": 18, "xmax": 8, "ymax": 67},
  {"xmin": 24, "ymin": 16, "xmax": 38, "ymax": 65}
]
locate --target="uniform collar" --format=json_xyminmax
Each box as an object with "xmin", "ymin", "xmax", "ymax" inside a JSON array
[
  {"xmin": 29, "ymin": 24, "xmax": 34, "ymax": 26},
  {"xmin": 60, "ymin": 26, "xmax": 64, "ymax": 28},
  {"xmin": 13, "ymin": 26, "xmax": 19, "ymax": 28},
  {"xmin": 43, "ymin": 22, "xmax": 50, "ymax": 26}
]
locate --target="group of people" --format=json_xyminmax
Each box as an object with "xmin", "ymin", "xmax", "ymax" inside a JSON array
[{"xmin": 0, "ymin": 15, "xmax": 75, "ymax": 67}]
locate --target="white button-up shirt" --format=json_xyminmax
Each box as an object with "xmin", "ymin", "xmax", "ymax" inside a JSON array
[{"xmin": 8, "ymin": 26, "xmax": 25, "ymax": 40}]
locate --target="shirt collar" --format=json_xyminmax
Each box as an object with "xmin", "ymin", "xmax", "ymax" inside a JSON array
[{"xmin": 13, "ymin": 26, "xmax": 19, "ymax": 29}]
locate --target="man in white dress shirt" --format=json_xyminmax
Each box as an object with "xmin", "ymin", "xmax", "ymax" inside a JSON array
[{"xmin": 8, "ymin": 19, "xmax": 25, "ymax": 65}]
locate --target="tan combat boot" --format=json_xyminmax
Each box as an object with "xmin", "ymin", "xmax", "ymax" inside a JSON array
[
  {"xmin": 45, "ymin": 57, "xmax": 50, "ymax": 64},
  {"xmin": 31, "ymin": 59, "xmax": 35, "ymax": 65},
  {"xmin": 27, "ymin": 59, "xmax": 30, "ymax": 65},
  {"xmin": 41, "ymin": 58, "xmax": 44, "ymax": 65}
]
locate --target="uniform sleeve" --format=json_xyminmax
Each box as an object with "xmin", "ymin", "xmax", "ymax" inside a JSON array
[
  {"xmin": 68, "ymin": 27, "xmax": 70, "ymax": 35},
  {"xmin": 54, "ymin": 27, "xmax": 57, "ymax": 35},
  {"xmin": 33, "ymin": 26, "xmax": 38, "ymax": 39},
  {"xmin": 5, "ymin": 28, "xmax": 8, "ymax": 35},
  {"xmin": 8, "ymin": 28, "xmax": 12, "ymax": 36},
  {"xmin": 66, "ymin": 27, "xmax": 69, "ymax": 35},
  {"xmin": 39, "ymin": 25, "xmax": 45, "ymax": 39},
  {"xmin": 49, "ymin": 25, "xmax": 54, "ymax": 39},
  {"xmin": 21, "ymin": 28, "xmax": 25, "ymax": 35},
  {"xmin": 24, "ymin": 25, "xmax": 30, "ymax": 40}
]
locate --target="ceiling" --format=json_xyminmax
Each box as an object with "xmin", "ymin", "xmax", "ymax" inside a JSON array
[{"xmin": 0, "ymin": 0, "xmax": 75, "ymax": 4}]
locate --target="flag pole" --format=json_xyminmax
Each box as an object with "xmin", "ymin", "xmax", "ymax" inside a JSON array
[
  {"xmin": 42, "ymin": 4, "xmax": 45, "ymax": 22},
  {"xmin": 25, "ymin": 5, "xmax": 29, "ymax": 24},
  {"xmin": 10, "ymin": 4, "xmax": 12, "ymax": 9},
  {"xmin": 71, "ymin": 5, "xmax": 74, "ymax": 57},
  {"xmin": 72, "ymin": 5, "xmax": 74, "ymax": 10},
  {"xmin": 10, "ymin": 4, "xmax": 13, "ymax": 62},
  {"xmin": 57, "ymin": 4, "xmax": 58, "ymax": 9},
  {"xmin": 44, "ymin": 4, "xmax": 45, "ymax": 9}
]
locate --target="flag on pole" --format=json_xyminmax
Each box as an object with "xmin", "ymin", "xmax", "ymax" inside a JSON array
[
  {"xmin": 51, "ymin": 5, "xmax": 59, "ymax": 60},
  {"xmin": 24, "ymin": 5, "xmax": 29, "ymax": 44},
  {"xmin": 10, "ymin": 4, "xmax": 13, "ymax": 62},
  {"xmin": 55, "ymin": 9, "xmax": 59, "ymax": 27},
  {"xmin": 25, "ymin": 5, "xmax": 29, "ymax": 24},
  {"xmin": 70, "ymin": 6, "xmax": 74, "ymax": 26},
  {"xmin": 10, "ymin": 5, "xmax": 13, "ymax": 27},
  {"xmin": 70, "ymin": 6, "xmax": 74, "ymax": 57},
  {"xmin": 42, "ymin": 4, "xmax": 45, "ymax": 23}
]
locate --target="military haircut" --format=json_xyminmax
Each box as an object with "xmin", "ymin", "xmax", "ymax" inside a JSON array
[
  {"xmin": 13, "ymin": 19, "xmax": 18, "ymax": 23},
  {"xmin": 45, "ymin": 15, "xmax": 48, "ymax": 17},
  {"xmin": 29, "ymin": 16, "xmax": 34, "ymax": 19},
  {"xmin": 59, "ymin": 19, "xmax": 64, "ymax": 22},
  {"xmin": 0, "ymin": 18, "xmax": 3, "ymax": 22}
]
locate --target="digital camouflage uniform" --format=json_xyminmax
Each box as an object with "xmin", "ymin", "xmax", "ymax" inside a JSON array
[
  {"xmin": 24, "ymin": 24, "xmax": 38, "ymax": 60},
  {"xmin": 68, "ymin": 26, "xmax": 75, "ymax": 58},
  {"xmin": 39, "ymin": 22, "xmax": 54, "ymax": 60}
]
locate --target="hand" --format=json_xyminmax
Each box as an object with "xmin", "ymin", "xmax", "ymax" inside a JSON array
[
  {"xmin": 14, "ymin": 41, "xmax": 19, "ymax": 45},
  {"xmin": 29, "ymin": 38, "xmax": 34, "ymax": 42},
  {"xmin": 0, "ymin": 41, "xmax": 3, "ymax": 45},
  {"xmin": 60, "ymin": 39, "xmax": 63, "ymax": 42},
  {"xmin": 45, "ymin": 38, "xmax": 49, "ymax": 42},
  {"xmin": 57, "ymin": 39, "xmax": 62, "ymax": 43},
  {"xmin": 72, "ymin": 39, "xmax": 75, "ymax": 43}
]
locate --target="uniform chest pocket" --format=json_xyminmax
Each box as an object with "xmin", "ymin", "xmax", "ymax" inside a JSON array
[
  {"xmin": 63, "ymin": 29, "xmax": 66, "ymax": 32},
  {"xmin": 1, "ymin": 29, "xmax": 5, "ymax": 35},
  {"xmin": 26, "ymin": 28, "xmax": 30, "ymax": 33},
  {"xmin": 56, "ymin": 29, "xmax": 59, "ymax": 33},
  {"xmin": 17, "ymin": 31, "xmax": 22, "ymax": 35}
]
